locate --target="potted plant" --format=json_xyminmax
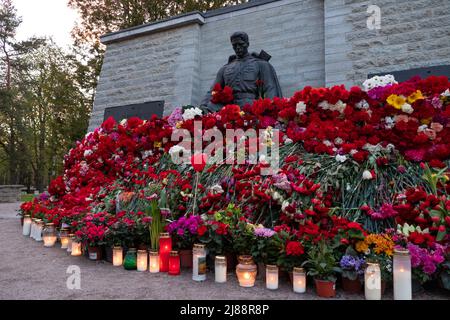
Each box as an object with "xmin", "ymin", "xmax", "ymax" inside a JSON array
[
  {"xmin": 167, "ymin": 215, "xmax": 207, "ymax": 268},
  {"xmin": 302, "ymin": 240, "xmax": 341, "ymax": 298},
  {"xmin": 74, "ymin": 212, "xmax": 110, "ymax": 261},
  {"xmin": 251, "ymin": 226, "xmax": 281, "ymax": 279},
  {"xmin": 339, "ymin": 247, "xmax": 365, "ymax": 294},
  {"xmin": 202, "ymin": 204, "xmax": 245, "ymax": 270},
  {"xmin": 273, "ymin": 226, "xmax": 305, "ymax": 282}
]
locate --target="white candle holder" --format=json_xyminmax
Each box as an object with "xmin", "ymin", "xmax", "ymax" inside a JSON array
[
  {"xmin": 365, "ymin": 262, "xmax": 381, "ymax": 300},
  {"xmin": 394, "ymin": 249, "xmax": 412, "ymax": 300}
]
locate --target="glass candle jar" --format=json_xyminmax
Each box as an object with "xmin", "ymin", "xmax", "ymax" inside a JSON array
[
  {"xmin": 113, "ymin": 246, "xmax": 123, "ymax": 266},
  {"xmin": 215, "ymin": 256, "xmax": 227, "ymax": 283},
  {"xmin": 34, "ymin": 220, "xmax": 44, "ymax": 242},
  {"xmin": 293, "ymin": 267, "xmax": 306, "ymax": 293},
  {"xmin": 192, "ymin": 244, "xmax": 207, "ymax": 281},
  {"xmin": 236, "ymin": 255, "xmax": 257, "ymax": 287},
  {"xmin": 393, "ymin": 249, "xmax": 412, "ymax": 300},
  {"xmin": 22, "ymin": 215, "xmax": 32, "ymax": 236},
  {"xmin": 169, "ymin": 251, "xmax": 180, "ymax": 276},
  {"xmin": 266, "ymin": 265, "xmax": 279, "ymax": 290},
  {"xmin": 159, "ymin": 233, "xmax": 172, "ymax": 272},
  {"xmin": 67, "ymin": 234, "xmax": 74, "ymax": 253},
  {"xmin": 59, "ymin": 228, "xmax": 70, "ymax": 249},
  {"xmin": 71, "ymin": 238, "xmax": 82, "ymax": 256},
  {"xmin": 137, "ymin": 250, "xmax": 148, "ymax": 272},
  {"xmin": 124, "ymin": 248, "xmax": 137, "ymax": 270},
  {"xmin": 30, "ymin": 218, "xmax": 36, "ymax": 239},
  {"xmin": 43, "ymin": 223, "xmax": 57, "ymax": 247},
  {"xmin": 365, "ymin": 262, "xmax": 381, "ymax": 300},
  {"xmin": 149, "ymin": 250, "xmax": 160, "ymax": 273}
]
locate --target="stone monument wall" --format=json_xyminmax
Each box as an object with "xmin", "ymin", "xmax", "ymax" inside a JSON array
[{"xmin": 88, "ymin": 0, "xmax": 450, "ymax": 131}]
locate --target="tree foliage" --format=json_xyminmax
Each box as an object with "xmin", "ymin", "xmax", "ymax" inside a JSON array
[{"xmin": 0, "ymin": 0, "xmax": 90, "ymax": 190}]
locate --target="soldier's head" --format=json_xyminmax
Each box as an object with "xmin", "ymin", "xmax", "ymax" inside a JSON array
[{"xmin": 230, "ymin": 31, "xmax": 249, "ymax": 58}]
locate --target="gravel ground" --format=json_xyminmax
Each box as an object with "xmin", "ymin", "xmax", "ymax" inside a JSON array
[{"xmin": 0, "ymin": 202, "xmax": 449, "ymax": 300}]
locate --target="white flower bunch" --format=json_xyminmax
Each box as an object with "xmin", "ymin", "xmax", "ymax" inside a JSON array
[
  {"xmin": 296, "ymin": 101, "xmax": 307, "ymax": 115},
  {"xmin": 182, "ymin": 107, "xmax": 203, "ymax": 121},
  {"xmin": 335, "ymin": 154, "xmax": 347, "ymax": 163},
  {"xmin": 362, "ymin": 74, "xmax": 397, "ymax": 92},
  {"xmin": 318, "ymin": 100, "xmax": 347, "ymax": 113}
]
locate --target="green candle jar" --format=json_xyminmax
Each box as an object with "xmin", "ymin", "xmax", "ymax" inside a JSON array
[{"xmin": 123, "ymin": 248, "xmax": 137, "ymax": 270}]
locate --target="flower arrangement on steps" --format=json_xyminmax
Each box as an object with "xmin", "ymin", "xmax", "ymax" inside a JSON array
[{"xmin": 18, "ymin": 75, "xmax": 450, "ymax": 297}]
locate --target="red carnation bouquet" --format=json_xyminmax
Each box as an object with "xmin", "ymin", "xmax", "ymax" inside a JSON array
[{"xmin": 211, "ymin": 83, "xmax": 234, "ymax": 104}]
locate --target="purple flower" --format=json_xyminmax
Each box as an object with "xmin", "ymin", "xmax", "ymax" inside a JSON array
[
  {"xmin": 168, "ymin": 107, "xmax": 183, "ymax": 128},
  {"xmin": 254, "ymin": 227, "xmax": 276, "ymax": 237},
  {"xmin": 340, "ymin": 255, "xmax": 365, "ymax": 274},
  {"xmin": 273, "ymin": 173, "xmax": 292, "ymax": 192}
]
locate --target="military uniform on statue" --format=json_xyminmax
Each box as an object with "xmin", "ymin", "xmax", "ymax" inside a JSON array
[{"xmin": 201, "ymin": 31, "xmax": 283, "ymax": 113}]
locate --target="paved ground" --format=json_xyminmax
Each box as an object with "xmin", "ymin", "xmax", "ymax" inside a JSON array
[{"xmin": 0, "ymin": 202, "xmax": 449, "ymax": 300}]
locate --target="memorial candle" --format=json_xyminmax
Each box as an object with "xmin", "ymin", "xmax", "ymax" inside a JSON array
[
  {"xmin": 43, "ymin": 223, "xmax": 57, "ymax": 247},
  {"xmin": 137, "ymin": 250, "xmax": 148, "ymax": 272},
  {"xmin": 365, "ymin": 262, "xmax": 381, "ymax": 300},
  {"xmin": 159, "ymin": 233, "xmax": 172, "ymax": 272},
  {"xmin": 149, "ymin": 250, "xmax": 160, "ymax": 273},
  {"xmin": 393, "ymin": 249, "xmax": 412, "ymax": 300},
  {"xmin": 168, "ymin": 251, "xmax": 180, "ymax": 275},
  {"xmin": 266, "ymin": 265, "xmax": 279, "ymax": 290},
  {"xmin": 113, "ymin": 246, "xmax": 123, "ymax": 266},
  {"xmin": 34, "ymin": 220, "xmax": 43, "ymax": 242},
  {"xmin": 71, "ymin": 238, "xmax": 82, "ymax": 256},
  {"xmin": 22, "ymin": 215, "xmax": 32, "ymax": 236},
  {"xmin": 30, "ymin": 218, "xmax": 37, "ymax": 239},
  {"xmin": 192, "ymin": 244, "xmax": 207, "ymax": 281},
  {"xmin": 215, "ymin": 256, "xmax": 227, "ymax": 283},
  {"xmin": 293, "ymin": 267, "xmax": 306, "ymax": 293},
  {"xmin": 59, "ymin": 228, "xmax": 69, "ymax": 249},
  {"xmin": 66, "ymin": 234, "xmax": 74, "ymax": 253}
]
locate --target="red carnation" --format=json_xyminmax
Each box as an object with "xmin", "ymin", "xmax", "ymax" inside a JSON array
[{"xmin": 286, "ymin": 241, "xmax": 304, "ymax": 256}]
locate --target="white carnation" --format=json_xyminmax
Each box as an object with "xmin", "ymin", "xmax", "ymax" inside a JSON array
[
  {"xmin": 335, "ymin": 154, "xmax": 347, "ymax": 163},
  {"xmin": 362, "ymin": 170, "xmax": 373, "ymax": 180},
  {"xmin": 401, "ymin": 103, "xmax": 413, "ymax": 114},
  {"xmin": 296, "ymin": 101, "xmax": 307, "ymax": 115},
  {"xmin": 182, "ymin": 107, "xmax": 203, "ymax": 121}
]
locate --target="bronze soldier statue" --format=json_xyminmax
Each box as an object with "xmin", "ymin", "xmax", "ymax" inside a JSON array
[{"xmin": 200, "ymin": 31, "xmax": 283, "ymax": 112}]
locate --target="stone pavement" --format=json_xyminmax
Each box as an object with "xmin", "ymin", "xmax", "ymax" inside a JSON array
[{"xmin": 0, "ymin": 202, "xmax": 449, "ymax": 300}]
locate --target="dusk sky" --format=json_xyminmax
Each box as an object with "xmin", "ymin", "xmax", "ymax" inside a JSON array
[{"xmin": 13, "ymin": 0, "xmax": 79, "ymax": 49}]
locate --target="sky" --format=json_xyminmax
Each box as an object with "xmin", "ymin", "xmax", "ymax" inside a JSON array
[{"xmin": 13, "ymin": 0, "xmax": 79, "ymax": 49}]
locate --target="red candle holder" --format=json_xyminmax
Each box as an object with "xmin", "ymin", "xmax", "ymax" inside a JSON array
[
  {"xmin": 159, "ymin": 232, "xmax": 172, "ymax": 272},
  {"xmin": 168, "ymin": 251, "xmax": 180, "ymax": 276}
]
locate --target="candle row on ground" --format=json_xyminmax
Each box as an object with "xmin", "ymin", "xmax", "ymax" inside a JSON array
[{"xmin": 22, "ymin": 226, "xmax": 413, "ymax": 299}]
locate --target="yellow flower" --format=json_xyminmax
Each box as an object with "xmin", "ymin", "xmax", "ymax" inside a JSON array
[
  {"xmin": 356, "ymin": 241, "xmax": 368, "ymax": 253},
  {"xmin": 176, "ymin": 121, "xmax": 182, "ymax": 129},
  {"xmin": 407, "ymin": 90, "xmax": 424, "ymax": 104},
  {"xmin": 154, "ymin": 141, "xmax": 162, "ymax": 148},
  {"xmin": 387, "ymin": 94, "xmax": 406, "ymax": 110}
]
